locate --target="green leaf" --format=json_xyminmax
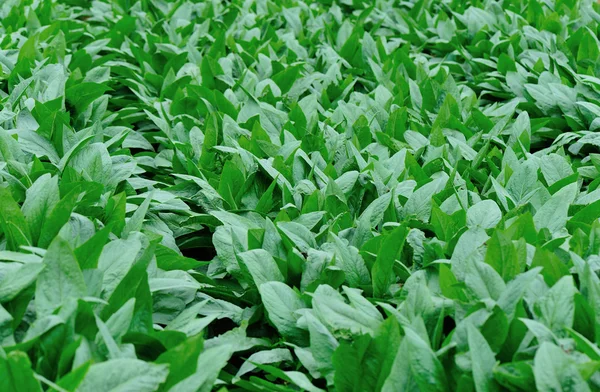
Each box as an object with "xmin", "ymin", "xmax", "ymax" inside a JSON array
[
  {"xmin": 156, "ymin": 334, "xmax": 204, "ymax": 390},
  {"xmin": 467, "ymin": 200, "xmax": 502, "ymax": 230},
  {"xmin": 168, "ymin": 346, "xmax": 233, "ymax": 392},
  {"xmin": 384, "ymin": 328, "xmax": 448, "ymax": 392},
  {"xmin": 0, "ymin": 350, "xmax": 42, "ymax": 392},
  {"xmin": 0, "ymin": 187, "xmax": 32, "ymax": 251},
  {"xmin": 259, "ymin": 282, "xmax": 307, "ymax": 343},
  {"xmin": 484, "ymin": 230, "xmax": 523, "ymax": 282},
  {"xmin": 0, "ymin": 263, "xmax": 45, "ymax": 303},
  {"xmin": 323, "ymin": 234, "xmax": 371, "ymax": 287},
  {"xmin": 577, "ymin": 28, "xmax": 599, "ymax": 63},
  {"xmin": 493, "ymin": 362, "xmax": 535, "ymax": 392},
  {"xmin": 74, "ymin": 224, "xmax": 112, "ymax": 270},
  {"xmin": 122, "ymin": 192, "xmax": 153, "ymax": 238},
  {"xmin": 38, "ymin": 184, "xmax": 82, "ymax": 248},
  {"xmin": 35, "ymin": 235, "xmax": 87, "ymax": 317},
  {"xmin": 238, "ymin": 249, "xmax": 285, "ymax": 287},
  {"xmin": 534, "ymin": 342, "xmax": 590, "ymax": 392},
  {"xmin": 468, "ymin": 324, "xmax": 500, "ymax": 392},
  {"xmin": 372, "ymin": 225, "xmax": 408, "ymax": 298},
  {"xmin": 531, "ymin": 248, "xmax": 569, "ymax": 287},
  {"xmin": 533, "ymin": 183, "xmax": 577, "ymax": 233},
  {"xmin": 535, "ymin": 276, "xmax": 576, "ymax": 333},
  {"xmin": 77, "ymin": 359, "xmax": 168, "ymax": 392},
  {"xmin": 312, "ymin": 285, "xmax": 382, "ymax": 337},
  {"xmin": 234, "ymin": 348, "xmax": 293, "ymax": 381},
  {"xmin": 65, "ymin": 82, "xmax": 111, "ymax": 113},
  {"xmin": 333, "ymin": 317, "xmax": 401, "ymax": 392},
  {"xmin": 21, "ymin": 174, "xmax": 59, "ymax": 246}
]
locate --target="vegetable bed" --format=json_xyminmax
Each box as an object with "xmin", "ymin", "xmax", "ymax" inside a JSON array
[{"xmin": 2, "ymin": 0, "xmax": 600, "ymax": 391}]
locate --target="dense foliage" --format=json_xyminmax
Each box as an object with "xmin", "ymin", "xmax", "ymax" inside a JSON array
[{"xmin": 2, "ymin": 0, "xmax": 600, "ymax": 390}]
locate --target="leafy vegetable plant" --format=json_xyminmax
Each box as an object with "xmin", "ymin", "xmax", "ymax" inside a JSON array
[{"xmin": 2, "ymin": 0, "xmax": 600, "ymax": 390}]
